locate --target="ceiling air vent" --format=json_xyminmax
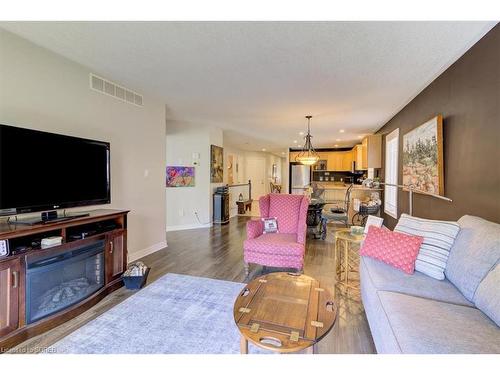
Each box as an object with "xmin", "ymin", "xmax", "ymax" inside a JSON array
[{"xmin": 89, "ymin": 73, "xmax": 143, "ymax": 107}]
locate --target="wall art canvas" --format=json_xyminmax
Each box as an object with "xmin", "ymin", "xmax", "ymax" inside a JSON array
[
  {"xmin": 402, "ymin": 115, "xmax": 444, "ymax": 195},
  {"xmin": 166, "ymin": 166, "xmax": 195, "ymax": 187},
  {"xmin": 210, "ymin": 145, "xmax": 224, "ymax": 183}
]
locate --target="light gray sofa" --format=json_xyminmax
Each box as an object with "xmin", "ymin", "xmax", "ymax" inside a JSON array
[{"xmin": 361, "ymin": 215, "xmax": 500, "ymax": 354}]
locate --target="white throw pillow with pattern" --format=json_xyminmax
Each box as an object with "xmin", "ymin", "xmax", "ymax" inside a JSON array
[{"xmin": 394, "ymin": 214, "xmax": 460, "ymax": 280}]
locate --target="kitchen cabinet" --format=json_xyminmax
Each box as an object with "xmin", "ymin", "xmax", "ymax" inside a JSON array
[
  {"xmin": 105, "ymin": 230, "xmax": 127, "ymax": 284},
  {"xmin": 341, "ymin": 151, "xmax": 353, "ymax": 171},
  {"xmin": 0, "ymin": 258, "xmax": 21, "ymax": 337},
  {"xmin": 289, "ymin": 151, "xmax": 299, "ymax": 162},
  {"xmin": 327, "ymin": 153, "xmax": 342, "ymax": 171},
  {"xmin": 361, "ymin": 137, "xmax": 368, "ymax": 169},
  {"xmin": 290, "ymin": 138, "xmax": 380, "ymax": 171},
  {"xmin": 365, "ymin": 135, "xmax": 382, "ymax": 169},
  {"xmin": 326, "ymin": 151, "xmax": 353, "ymax": 172},
  {"xmin": 358, "ymin": 135, "xmax": 382, "ymax": 170},
  {"xmin": 354, "ymin": 145, "xmax": 363, "ymax": 170}
]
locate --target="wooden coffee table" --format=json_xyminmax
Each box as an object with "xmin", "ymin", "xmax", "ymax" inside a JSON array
[{"xmin": 233, "ymin": 272, "xmax": 337, "ymax": 354}]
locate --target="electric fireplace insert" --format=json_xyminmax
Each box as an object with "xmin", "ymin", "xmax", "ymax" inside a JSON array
[{"xmin": 26, "ymin": 240, "xmax": 105, "ymax": 324}]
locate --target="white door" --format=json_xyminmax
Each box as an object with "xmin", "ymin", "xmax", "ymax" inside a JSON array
[{"xmin": 245, "ymin": 157, "xmax": 267, "ymax": 200}]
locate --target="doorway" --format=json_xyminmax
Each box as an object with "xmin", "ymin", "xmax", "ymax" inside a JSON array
[{"xmin": 245, "ymin": 156, "xmax": 267, "ymax": 200}]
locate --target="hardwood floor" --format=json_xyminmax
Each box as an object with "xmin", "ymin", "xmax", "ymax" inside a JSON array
[{"xmin": 9, "ymin": 216, "xmax": 376, "ymax": 354}]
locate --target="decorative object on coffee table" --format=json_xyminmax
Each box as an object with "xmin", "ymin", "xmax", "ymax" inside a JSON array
[{"xmin": 233, "ymin": 272, "xmax": 337, "ymax": 354}]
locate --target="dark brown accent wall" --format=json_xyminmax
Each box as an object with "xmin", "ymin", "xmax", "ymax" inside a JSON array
[{"xmin": 377, "ymin": 24, "xmax": 500, "ymax": 228}]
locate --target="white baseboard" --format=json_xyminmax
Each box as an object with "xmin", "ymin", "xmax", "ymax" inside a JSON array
[
  {"xmin": 229, "ymin": 207, "xmax": 238, "ymax": 218},
  {"xmin": 128, "ymin": 240, "xmax": 168, "ymax": 262},
  {"xmin": 166, "ymin": 223, "xmax": 212, "ymax": 232}
]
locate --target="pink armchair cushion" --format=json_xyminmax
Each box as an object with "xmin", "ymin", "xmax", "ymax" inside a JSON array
[
  {"xmin": 244, "ymin": 233, "xmax": 304, "ymax": 257},
  {"xmin": 267, "ymin": 194, "xmax": 304, "ymax": 234},
  {"xmin": 246, "ymin": 220, "xmax": 264, "ymax": 239}
]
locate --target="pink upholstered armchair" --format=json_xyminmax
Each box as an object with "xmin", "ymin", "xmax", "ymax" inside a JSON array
[{"xmin": 243, "ymin": 194, "xmax": 309, "ymax": 275}]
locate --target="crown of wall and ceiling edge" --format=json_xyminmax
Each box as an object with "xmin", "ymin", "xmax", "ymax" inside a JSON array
[{"xmin": 89, "ymin": 73, "xmax": 143, "ymax": 107}]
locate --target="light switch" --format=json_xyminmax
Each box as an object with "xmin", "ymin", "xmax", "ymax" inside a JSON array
[{"xmin": 192, "ymin": 152, "xmax": 200, "ymax": 166}]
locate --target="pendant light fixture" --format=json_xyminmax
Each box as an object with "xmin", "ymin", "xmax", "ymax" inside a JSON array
[{"xmin": 295, "ymin": 115, "xmax": 320, "ymax": 165}]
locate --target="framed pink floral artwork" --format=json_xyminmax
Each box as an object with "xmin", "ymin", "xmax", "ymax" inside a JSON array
[{"xmin": 166, "ymin": 166, "xmax": 195, "ymax": 187}]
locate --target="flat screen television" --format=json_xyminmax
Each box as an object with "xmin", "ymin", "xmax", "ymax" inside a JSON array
[{"xmin": 0, "ymin": 124, "xmax": 110, "ymax": 216}]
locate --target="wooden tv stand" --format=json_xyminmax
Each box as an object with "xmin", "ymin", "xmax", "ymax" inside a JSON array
[{"xmin": 0, "ymin": 209, "xmax": 129, "ymax": 352}]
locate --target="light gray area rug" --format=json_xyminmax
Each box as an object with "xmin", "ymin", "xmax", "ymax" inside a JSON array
[{"xmin": 50, "ymin": 273, "xmax": 268, "ymax": 354}]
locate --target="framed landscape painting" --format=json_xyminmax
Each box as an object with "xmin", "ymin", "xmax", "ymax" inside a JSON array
[
  {"xmin": 166, "ymin": 166, "xmax": 195, "ymax": 187},
  {"xmin": 210, "ymin": 145, "xmax": 224, "ymax": 183},
  {"xmin": 402, "ymin": 115, "xmax": 444, "ymax": 195}
]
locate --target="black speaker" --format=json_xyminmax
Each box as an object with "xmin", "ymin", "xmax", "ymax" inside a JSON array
[{"xmin": 213, "ymin": 193, "xmax": 229, "ymax": 224}]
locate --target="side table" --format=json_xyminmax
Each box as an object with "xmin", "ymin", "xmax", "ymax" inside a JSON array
[
  {"xmin": 334, "ymin": 229, "xmax": 365, "ymax": 295},
  {"xmin": 236, "ymin": 200, "xmax": 252, "ymax": 215}
]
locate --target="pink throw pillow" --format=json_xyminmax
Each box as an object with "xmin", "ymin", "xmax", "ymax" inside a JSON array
[{"xmin": 360, "ymin": 226, "xmax": 424, "ymax": 274}]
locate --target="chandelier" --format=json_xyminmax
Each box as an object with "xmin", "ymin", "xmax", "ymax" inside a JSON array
[{"xmin": 295, "ymin": 115, "xmax": 320, "ymax": 165}]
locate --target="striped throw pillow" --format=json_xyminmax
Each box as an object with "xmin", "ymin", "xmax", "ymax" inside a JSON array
[{"xmin": 394, "ymin": 214, "xmax": 461, "ymax": 280}]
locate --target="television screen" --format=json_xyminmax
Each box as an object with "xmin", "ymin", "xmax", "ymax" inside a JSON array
[{"xmin": 0, "ymin": 124, "xmax": 110, "ymax": 215}]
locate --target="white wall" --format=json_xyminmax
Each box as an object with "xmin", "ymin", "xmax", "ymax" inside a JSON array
[
  {"xmin": 165, "ymin": 123, "xmax": 211, "ymax": 230},
  {"xmin": 0, "ymin": 29, "xmax": 167, "ymax": 261},
  {"xmin": 165, "ymin": 122, "xmax": 224, "ymax": 230}
]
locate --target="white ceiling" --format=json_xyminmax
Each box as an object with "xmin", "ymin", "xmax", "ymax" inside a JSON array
[{"xmin": 1, "ymin": 21, "xmax": 496, "ymax": 155}]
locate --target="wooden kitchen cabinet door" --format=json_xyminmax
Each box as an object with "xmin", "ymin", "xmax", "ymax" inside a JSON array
[
  {"xmin": 355, "ymin": 145, "xmax": 364, "ymax": 170},
  {"xmin": 341, "ymin": 151, "xmax": 353, "ymax": 171},
  {"xmin": 327, "ymin": 153, "xmax": 341, "ymax": 171},
  {"xmin": 361, "ymin": 137, "xmax": 368, "ymax": 169}
]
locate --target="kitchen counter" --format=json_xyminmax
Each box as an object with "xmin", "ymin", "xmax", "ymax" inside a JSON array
[
  {"xmin": 314, "ymin": 183, "xmax": 382, "ymax": 224},
  {"xmin": 313, "ymin": 182, "xmax": 383, "ymax": 191}
]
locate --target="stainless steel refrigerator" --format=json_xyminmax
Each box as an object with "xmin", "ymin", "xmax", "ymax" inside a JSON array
[{"xmin": 290, "ymin": 163, "xmax": 311, "ymax": 194}]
